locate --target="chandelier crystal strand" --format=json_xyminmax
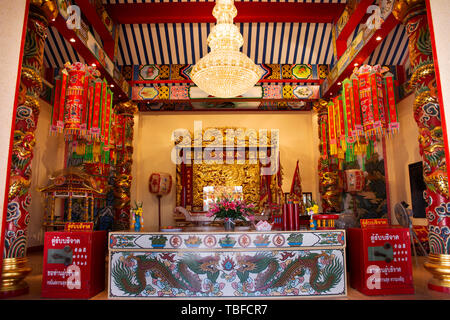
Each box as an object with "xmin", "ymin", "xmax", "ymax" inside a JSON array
[{"xmin": 190, "ymin": 0, "xmax": 261, "ymax": 98}]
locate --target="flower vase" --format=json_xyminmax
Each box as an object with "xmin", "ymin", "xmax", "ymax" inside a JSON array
[{"xmin": 224, "ymin": 219, "xmax": 235, "ymax": 231}]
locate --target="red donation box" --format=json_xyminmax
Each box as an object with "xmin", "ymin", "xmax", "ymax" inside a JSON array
[
  {"xmin": 41, "ymin": 230, "xmax": 107, "ymax": 299},
  {"xmin": 347, "ymin": 224, "xmax": 414, "ymax": 295}
]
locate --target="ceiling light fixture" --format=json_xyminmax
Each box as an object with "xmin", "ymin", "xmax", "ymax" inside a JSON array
[
  {"xmin": 69, "ymin": 38, "xmax": 76, "ymax": 43},
  {"xmin": 190, "ymin": 0, "xmax": 261, "ymax": 98},
  {"xmin": 376, "ymin": 36, "xmax": 382, "ymax": 41}
]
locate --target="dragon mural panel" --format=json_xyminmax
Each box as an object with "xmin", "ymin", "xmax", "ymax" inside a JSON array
[
  {"xmin": 110, "ymin": 249, "xmax": 345, "ymax": 298},
  {"xmin": 108, "ymin": 231, "xmax": 347, "ymax": 298}
]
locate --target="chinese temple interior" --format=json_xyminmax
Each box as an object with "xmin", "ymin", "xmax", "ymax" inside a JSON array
[{"xmin": 1, "ymin": 0, "xmax": 450, "ymax": 305}]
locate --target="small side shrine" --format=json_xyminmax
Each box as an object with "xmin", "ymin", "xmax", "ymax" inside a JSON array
[{"xmin": 39, "ymin": 168, "xmax": 106, "ymax": 230}]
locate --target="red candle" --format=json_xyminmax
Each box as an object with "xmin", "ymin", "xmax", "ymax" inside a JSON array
[
  {"xmin": 293, "ymin": 203, "xmax": 300, "ymax": 230},
  {"xmin": 287, "ymin": 203, "xmax": 294, "ymax": 231}
]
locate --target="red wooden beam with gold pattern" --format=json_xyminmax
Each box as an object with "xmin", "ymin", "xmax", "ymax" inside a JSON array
[{"xmin": 105, "ymin": 2, "xmax": 346, "ymax": 24}]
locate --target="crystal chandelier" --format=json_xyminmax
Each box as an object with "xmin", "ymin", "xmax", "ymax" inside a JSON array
[{"xmin": 190, "ymin": 0, "xmax": 261, "ymax": 98}]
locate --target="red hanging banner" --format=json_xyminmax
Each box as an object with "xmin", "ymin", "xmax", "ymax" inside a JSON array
[
  {"xmin": 80, "ymin": 74, "xmax": 90, "ymax": 136},
  {"xmin": 370, "ymin": 73, "xmax": 381, "ymax": 136},
  {"xmin": 86, "ymin": 84, "xmax": 94, "ymax": 136},
  {"xmin": 384, "ymin": 75, "xmax": 399, "ymax": 134},
  {"xmin": 104, "ymin": 89, "xmax": 112, "ymax": 150},
  {"xmin": 101, "ymin": 80, "xmax": 108, "ymax": 142},
  {"xmin": 358, "ymin": 71, "xmax": 375, "ymax": 139},
  {"xmin": 58, "ymin": 71, "xmax": 68, "ymax": 133},
  {"xmin": 337, "ymin": 97, "xmax": 346, "ymax": 151},
  {"xmin": 343, "ymin": 82, "xmax": 354, "ymax": 144},
  {"xmin": 90, "ymin": 80, "xmax": 103, "ymax": 140},
  {"xmin": 352, "ymin": 77, "xmax": 363, "ymax": 138},
  {"xmin": 327, "ymin": 101, "xmax": 337, "ymax": 155}
]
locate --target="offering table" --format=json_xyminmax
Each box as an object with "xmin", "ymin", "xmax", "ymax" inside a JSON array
[{"xmin": 108, "ymin": 230, "xmax": 347, "ymax": 299}]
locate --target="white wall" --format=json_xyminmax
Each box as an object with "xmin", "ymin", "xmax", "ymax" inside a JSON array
[
  {"xmin": 131, "ymin": 112, "xmax": 319, "ymax": 231},
  {"xmin": 385, "ymin": 94, "xmax": 424, "ymax": 225},
  {"xmin": 27, "ymin": 99, "xmax": 65, "ymax": 247}
]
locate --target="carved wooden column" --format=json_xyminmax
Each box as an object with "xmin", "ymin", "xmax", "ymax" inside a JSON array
[
  {"xmin": 0, "ymin": 0, "xmax": 57, "ymax": 298},
  {"xmin": 313, "ymin": 100, "xmax": 343, "ymax": 213},
  {"xmin": 394, "ymin": 0, "xmax": 450, "ymax": 293},
  {"xmin": 113, "ymin": 101, "xmax": 138, "ymax": 231}
]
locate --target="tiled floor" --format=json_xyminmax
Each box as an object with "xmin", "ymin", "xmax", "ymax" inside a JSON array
[{"xmin": 4, "ymin": 250, "xmax": 450, "ymax": 300}]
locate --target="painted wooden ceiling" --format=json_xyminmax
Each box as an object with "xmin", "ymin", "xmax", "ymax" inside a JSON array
[{"xmin": 43, "ymin": 0, "xmax": 409, "ymax": 69}]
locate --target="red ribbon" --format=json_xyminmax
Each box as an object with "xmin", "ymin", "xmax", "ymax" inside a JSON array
[
  {"xmin": 370, "ymin": 73, "xmax": 382, "ymax": 135},
  {"xmin": 384, "ymin": 75, "xmax": 399, "ymax": 133},
  {"xmin": 80, "ymin": 74, "xmax": 90, "ymax": 135},
  {"xmin": 101, "ymin": 81, "xmax": 108, "ymax": 140},
  {"xmin": 352, "ymin": 78, "xmax": 363, "ymax": 137},
  {"xmin": 104, "ymin": 90, "xmax": 112, "ymax": 149},
  {"xmin": 91, "ymin": 80, "xmax": 103, "ymax": 139},
  {"xmin": 328, "ymin": 101, "xmax": 337, "ymax": 155},
  {"xmin": 343, "ymin": 82, "xmax": 354, "ymax": 143},
  {"xmin": 58, "ymin": 72, "xmax": 68, "ymax": 132}
]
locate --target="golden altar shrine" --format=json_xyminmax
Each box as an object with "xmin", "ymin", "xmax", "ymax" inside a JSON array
[
  {"xmin": 173, "ymin": 127, "xmax": 283, "ymax": 226},
  {"xmin": 108, "ymin": 229, "xmax": 347, "ymax": 298}
]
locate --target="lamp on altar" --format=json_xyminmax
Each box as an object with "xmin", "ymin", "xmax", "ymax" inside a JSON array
[
  {"xmin": 149, "ymin": 173, "xmax": 172, "ymax": 230},
  {"xmin": 190, "ymin": 0, "xmax": 261, "ymax": 98},
  {"xmin": 344, "ymin": 169, "xmax": 365, "ymax": 217}
]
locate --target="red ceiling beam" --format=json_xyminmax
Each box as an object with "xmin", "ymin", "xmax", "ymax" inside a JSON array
[
  {"xmin": 74, "ymin": 0, "xmax": 115, "ymax": 59},
  {"xmin": 324, "ymin": 14, "xmax": 399, "ymax": 97},
  {"xmin": 51, "ymin": 16, "xmax": 128, "ymax": 102},
  {"xmin": 105, "ymin": 2, "xmax": 346, "ymax": 24},
  {"xmin": 335, "ymin": 0, "xmax": 374, "ymax": 58}
]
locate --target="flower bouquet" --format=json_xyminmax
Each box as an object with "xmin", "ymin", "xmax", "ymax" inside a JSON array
[
  {"xmin": 306, "ymin": 200, "xmax": 319, "ymax": 216},
  {"xmin": 206, "ymin": 196, "xmax": 255, "ymax": 231},
  {"xmin": 131, "ymin": 201, "xmax": 143, "ymax": 232},
  {"xmin": 306, "ymin": 200, "xmax": 319, "ymax": 230}
]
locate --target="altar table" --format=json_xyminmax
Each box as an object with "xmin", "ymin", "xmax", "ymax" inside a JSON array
[{"xmin": 108, "ymin": 230, "xmax": 347, "ymax": 299}]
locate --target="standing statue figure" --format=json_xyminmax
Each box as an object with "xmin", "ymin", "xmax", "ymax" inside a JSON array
[{"xmin": 131, "ymin": 201, "xmax": 144, "ymax": 232}]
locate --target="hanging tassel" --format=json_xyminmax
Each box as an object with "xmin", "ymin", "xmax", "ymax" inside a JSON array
[
  {"xmin": 327, "ymin": 101, "xmax": 337, "ymax": 156},
  {"xmin": 384, "ymin": 74, "xmax": 400, "ymax": 136},
  {"xmin": 57, "ymin": 70, "xmax": 68, "ymax": 134}
]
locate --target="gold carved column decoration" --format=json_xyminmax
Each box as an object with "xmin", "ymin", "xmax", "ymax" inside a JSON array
[
  {"xmin": 112, "ymin": 101, "xmax": 138, "ymax": 231},
  {"xmin": 313, "ymin": 100, "xmax": 343, "ymax": 213},
  {"xmin": 0, "ymin": 0, "xmax": 57, "ymax": 298},
  {"xmin": 394, "ymin": 0, "xmax": 450, "ymax": 293}
]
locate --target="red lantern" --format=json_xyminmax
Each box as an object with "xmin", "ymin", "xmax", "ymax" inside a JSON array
[
  {"xmin": 344, "ymin": 169, "xmax": 365, "ymax": 193},
  {"xmin": 149, "ymin": 173, "xmax": 172, "ymax": 196},
  {"xmin": 149, "ymin": 173, "xmax": 172, "ymax": 230}
]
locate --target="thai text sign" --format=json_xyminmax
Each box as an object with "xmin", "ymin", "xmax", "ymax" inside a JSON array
[
  {"xmin": 64, "ymin": 222, "xmax": 94, "ymax": 232},
  {"xmin": 360, "ymin": 218, "xmax": 388, "ymax": 229}
]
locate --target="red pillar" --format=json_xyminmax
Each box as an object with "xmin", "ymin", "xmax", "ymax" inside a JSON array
[
  {"xmin": 0, "ymin": 0, "xmax": 57, "ymax": 298},
  {"xmin": 393, "ymin": 0, "xmax": 450, "ymax": 293}
]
